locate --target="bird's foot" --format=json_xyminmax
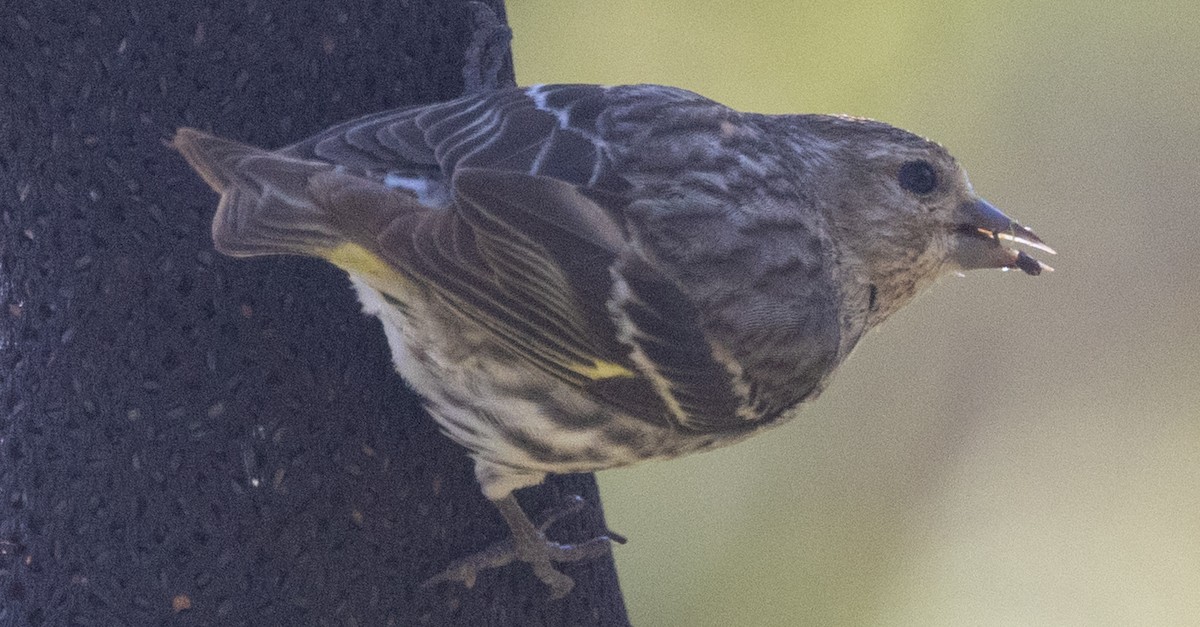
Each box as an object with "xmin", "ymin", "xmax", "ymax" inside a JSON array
[
  {"xmin": 462, "ymin": 2, "xmax": 515, "ymax": 94},
  {"xmin": 423, "ymin": 495, "xmax": 626, "ymax": 599}
]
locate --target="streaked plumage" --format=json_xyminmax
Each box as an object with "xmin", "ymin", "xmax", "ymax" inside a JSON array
[{"xmin": 174, "ymin": 83, "xmax": 1052, "ymax": 596}]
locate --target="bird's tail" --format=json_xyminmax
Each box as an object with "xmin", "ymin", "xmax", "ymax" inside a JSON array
[{"xmin": 173, "ymin": 128, "xmax": 415, "ymax": 262}]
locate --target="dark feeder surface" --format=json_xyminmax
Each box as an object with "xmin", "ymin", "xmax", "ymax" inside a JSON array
[{"xmin": 0, "ymin": 1, "xmax": 627, "ymax": 624}]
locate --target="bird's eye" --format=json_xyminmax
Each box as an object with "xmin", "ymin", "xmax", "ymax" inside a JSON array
[{"xmin": 898, "ymin": 160, "xmax": 938, "ymax": 194}]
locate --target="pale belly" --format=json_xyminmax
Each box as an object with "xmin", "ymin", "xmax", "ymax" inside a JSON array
[{"xmin": 347, "ymin": 276, "xmax": 747, "ymax": 499}]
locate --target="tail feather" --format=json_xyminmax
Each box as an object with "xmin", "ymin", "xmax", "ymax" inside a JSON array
[
  {"xmin": 173, "ymin": 128, "xmax": 401, "ymax": 259},
  {"xmin": 173, "ymin": 127, "xmax": 260, "ymax": 194}
]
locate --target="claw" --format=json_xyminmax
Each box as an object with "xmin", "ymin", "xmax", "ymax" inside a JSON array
[
  {"xmin": 422, "ymin": 536, "xmax": 516, "ymax": 590},
  {"xmin": 539, "ymin": 495, "xmax": 628, "ymax": 544},
  {"xmin": 538, "ymin": 494, "xmax": 589, "ymax": 531},
  {"xmin": 422, "ymin": 493, "xmax": 624, "ymax": 598}
]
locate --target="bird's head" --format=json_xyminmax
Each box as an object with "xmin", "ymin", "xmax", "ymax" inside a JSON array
[{"xmin": 791, "ymin": 115, "xmax": 1054, "ymax": 323}]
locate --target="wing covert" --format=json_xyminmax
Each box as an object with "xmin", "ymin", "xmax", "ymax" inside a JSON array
[
  {"xmin": 283, "ymin": 85, "xmax": 764, "ymax": 432},
  {"xmin": 283, "ymin": 85, "xmax": 616, "ymax": 193}
]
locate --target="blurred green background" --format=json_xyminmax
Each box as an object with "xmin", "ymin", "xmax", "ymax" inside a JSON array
[{"xmin": 507, "ymin": 2, "xmax": 1200, "ymax": 625}]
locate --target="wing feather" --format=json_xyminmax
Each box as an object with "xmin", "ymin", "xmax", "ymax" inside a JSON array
[{"xmin": 280, "ymin": 85, "xmax": 764, "ymax": 432}]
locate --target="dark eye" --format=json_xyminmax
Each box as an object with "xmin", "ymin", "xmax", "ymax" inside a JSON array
[{"xmin": 898, "ymin": 160, "xmax": 938, "ymax": 194}]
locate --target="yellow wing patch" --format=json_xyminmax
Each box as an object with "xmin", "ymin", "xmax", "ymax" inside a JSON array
[
  {"xmin": 321, "ymin": 243, "xmax": 413, "ymax": 292},
  {"xmin": 567, "ymin": 360, "xmax": 636, "ymax": 380},
  {"xmin": 323, "ymin": 243, "xmax": 633, "ymax": 381}
]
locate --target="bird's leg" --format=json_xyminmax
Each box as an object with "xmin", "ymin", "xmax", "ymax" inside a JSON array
[
  {"xmin": 423, "ymin": 494, "xmax": 625, "ymax": 599},
  {"xmin": 461, "ymin": 2, "xmax": 515, "ymax": 94},
  {"xmin": 495, "ymin": 494, "xmax": 577, "ymax": 597}
]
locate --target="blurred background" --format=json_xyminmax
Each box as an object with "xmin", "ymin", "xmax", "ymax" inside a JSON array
[{"xmin": 507, "ymin": 2, "xmax": 1199, "ymax": 625}]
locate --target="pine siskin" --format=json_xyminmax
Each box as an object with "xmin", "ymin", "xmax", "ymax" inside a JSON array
[{"xmin": 174, "ymin": 83, "xmax": 1053, "ymax": 597}]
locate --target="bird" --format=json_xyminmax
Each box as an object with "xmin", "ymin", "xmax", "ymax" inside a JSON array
[{"xmin": 173, "ymin": 82, "xmax": 1053, "ymax": 598}]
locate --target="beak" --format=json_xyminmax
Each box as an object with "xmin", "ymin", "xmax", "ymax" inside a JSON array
[{"xmin": 951, "ymin": 198, "xmax": 1056, "ymax": 276}]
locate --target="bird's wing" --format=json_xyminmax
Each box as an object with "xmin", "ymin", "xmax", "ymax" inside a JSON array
[
  {"xmin": 297, "ymin": 85, "xmax": 755, "ymax": 432},
  {"xmin": 419, "ymin": 168, "xmax": 752, "ymax": 432},
  {"xmin": 284, "ymin": 85, "xmax": 637, "ymax": 197}
]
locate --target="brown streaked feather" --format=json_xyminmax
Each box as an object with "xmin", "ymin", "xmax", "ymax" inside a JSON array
[
  {"xmin": 177, "ymin": 85, "xmax": 766, "ymax": 432},
  {"xmin": 375, "ymin": 167, "xmax": 749, "ymax": 433},
  {"xmin": 174, "ymin": 128, "xmax": 344, "ymax": 257},
  {"xmin": 376, "ymin": 169, "xmax": 638, "ymax": 386},
  {"xmin": 610, "ymin": 254, "xmax": 750, "ymax": 433},
  {"xmin": 280, "ymin": 86, "xmax": 615, "ymax": 188},
  {"xmin": 175, "ymin": 128, "xmax": 431, "ymax": 260},
  {"xmin": 173, "ymin": 128, "xmax": 249, "ymax": 193}
]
